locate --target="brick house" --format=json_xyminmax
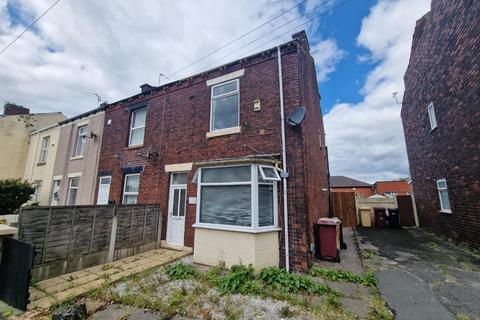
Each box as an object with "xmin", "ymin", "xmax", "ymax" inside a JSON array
[
  {"xmin": 330, "ymin": 176, "xmax": 372, "ymax": 197},
  {"xmin": 96, "ymin": 31, "xmax": 329, "ymax": 271},
  {"xmin": 372, "ymin": 180, "xmax": 412, "ymax": 198},
  {"xmin": 401, "ymin": 0, "xmax": 480, "ymax": 249}
]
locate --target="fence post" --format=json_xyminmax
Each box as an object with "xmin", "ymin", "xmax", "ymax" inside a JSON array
[
  {"xmin": 142, "ymin": 205, "xmax": 147, "ymax": 244},
  {"xmin": 156, "ymin": 206, "xmax": 162, "ymax": 249},
  {"xmin": 66, "ymin": 206, "xmax": 77, "ymax": 259},
  {"xmin": 107, "ymin": 206, "xmax": 118, "ymax": 262},
  {"xmin": 89, "ymin": 206, "xmax": 97, "ymax": 254},
  {"xmin": 128, "ymin": 206, "xmax": 133, "ymax": 245},
  {"xmin": 41, "ymin": 207, "xmax": 53, "ymax": 264}
]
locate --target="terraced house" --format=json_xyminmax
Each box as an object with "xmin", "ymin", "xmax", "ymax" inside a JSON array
[{"xmin": 96, "ymin": 31, "xmax": 329, "ymax": 271}]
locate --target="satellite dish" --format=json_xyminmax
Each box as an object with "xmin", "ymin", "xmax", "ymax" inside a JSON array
[{"xmin": 287, "ymin": 106, "xmax": 306, "ymax": 126}]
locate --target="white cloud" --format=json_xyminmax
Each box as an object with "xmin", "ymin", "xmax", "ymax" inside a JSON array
[
  {"xmin": 324, "ymin": 0, "xmax": 430, "ymax": 183},
  {"xmin": 0, "ymin": 0, "xmax": 337, "ymax": 116},
  {"xmin": 311, "ymin": 38, "xmax": 345, "ymax": 82}
]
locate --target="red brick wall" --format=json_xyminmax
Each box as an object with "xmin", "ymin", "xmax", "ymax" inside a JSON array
[
  {"xmin": 97, "ymin": 37, "xmax": 328, "ymax": 270},
  {"xmin": 373, "ymin": 181, "xmax": 412, "ymax": 196},
  {"xmin": 401, "ymin": 0, "xmax": 480, "ymax": 249}
]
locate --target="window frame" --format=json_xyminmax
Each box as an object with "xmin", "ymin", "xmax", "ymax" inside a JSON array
[
  {"xmin": 209, "ymin": 79, "xmax": 240, "ymax": 132},
  {"xmin": 128, "ymin": 108, "xmax": 147, "ymax": 147},
  {"xmin": 427, "ymin": 102, "xmax": 437, "ymax": 131},
  {"xmin": 74, "ymin": 126, "xmax": 88, "ymax": 156},
  {"xmin": 67, "ymin": 177, "xmax": 80, "ymax": 205},
  {"xmin": 194, "ymin": 164, "xmax": 278, "ymax": 232},
  {"xmin": 436, "ymin": 178, "xmax": 451, "ymax": 213},
  {"xmin": 259, "ymin": 165, "xmax": 281, "ymax": 181},
  {"xmin": 39, "ymin": 136, "xmax": 50, "ymax": 163},
  {"xmin": 122, "ymin": 173, "xmax": 141, "ymax": 204}
]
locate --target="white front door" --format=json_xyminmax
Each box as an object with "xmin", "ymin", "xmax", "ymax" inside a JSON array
[
  {"xmin": 97, "ymin": 176, "xmax": 111, "ymax": 205},
  {"xmin": 167, "ymin": 173, "xmax": 187, "ymax": 247}
]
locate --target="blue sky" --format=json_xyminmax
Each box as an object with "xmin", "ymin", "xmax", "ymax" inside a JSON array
[{"xmin": 0, "ymin": 0, "xmax": 431, "ymax": 182}]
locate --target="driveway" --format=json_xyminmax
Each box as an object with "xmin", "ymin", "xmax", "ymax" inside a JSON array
[{"xmin": 356, "ymin": 227, "xmax": 480, "ymax": 320}]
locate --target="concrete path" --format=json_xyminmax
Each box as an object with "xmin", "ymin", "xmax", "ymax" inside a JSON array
[
  {"xmin": 314, "ymin": 227, "xmax": 364, "ymax": 274},
  {"xmin": 28, "ymin": 249, "xmax": 190, "ymax": 311},
  {"xmin": 357, "ymin": 227, "xmax": 480, "ymax": 319}
]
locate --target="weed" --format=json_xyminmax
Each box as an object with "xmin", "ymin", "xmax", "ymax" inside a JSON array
[
  {"xmin": 101, "ymin": 264, "xmax": 113, "ymax": 271},
  {"xmin": 325, "ymin": 294, "xmax": 342, "ymax": 309},
  {"xmin": 67, "ymin": 275, "xmax": 75, "ymax": 282},
  {"xmin": 278, "ymin": 305, "xmax": 297, "ymax": 318},
  {"xmin": 204, "ymin": 265, "xmax": 224, "ymax": 286},
  {"xmin": 166, "ymin": 262, "xmax": 197, "ymax": 280},
  {"xmin": 99, "ymin": 273, "xmax": 110, "ymax": 282},
  {"xmin": 222, "ymin": 297, "xmax": 243, "ymax": 320},
  {"xmin": 310, "ymin": 267, "xmax": 378, "ymax": 287},
  {"xmin": 30, "ymin": 277, "xmax": 40, "ymax": 287},
  {"xmin": 218, "ymin": 264, "xmax": 257, "ymax": 294},
  {"xmin": 259, "ymin": 266, "xmax": 328, "ymax": 295},
  {"xmin": 369, "ymin": 296, "xmax": 394, "ymax": 320}
]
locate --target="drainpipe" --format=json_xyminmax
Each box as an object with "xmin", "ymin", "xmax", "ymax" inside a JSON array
[{"xmin": 277, "ymin": 46, "xmax": 290, "ymax": 272}]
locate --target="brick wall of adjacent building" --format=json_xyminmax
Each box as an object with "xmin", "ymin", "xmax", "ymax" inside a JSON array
[
  {"xmin": 401, "ymin": 0, "xmax": 480, "ymax": 249},
  {"xmin": 97, "ymin": 33, "xmax": 329, "ymax": 270}
]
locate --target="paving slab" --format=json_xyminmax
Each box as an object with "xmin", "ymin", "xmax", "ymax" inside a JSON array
[
  {"xmin": 27, "ymin": 248, "xmax": 190, "ymax": 311},
  {"xmin": 91, "ymin": 304, "xmax": 162, "ymax": 320}
]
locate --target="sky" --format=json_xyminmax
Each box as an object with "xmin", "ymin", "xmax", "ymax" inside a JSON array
[{"xmin": 0, "ymin": 0, "xmax": 431, "ymax": 183}]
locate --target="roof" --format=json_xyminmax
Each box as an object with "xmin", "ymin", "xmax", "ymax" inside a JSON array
[
  {"xmin": 58, "ymin": 104, "xmax": 106, "ymax": 126},
  {"xmin": 330, "ymin": 176, "xmax": 371, "ymax": 188}
]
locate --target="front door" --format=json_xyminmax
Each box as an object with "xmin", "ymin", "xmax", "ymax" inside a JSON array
[{"xmin": 167, "ymin": 173, "xmax": 187, "ymax": 246}]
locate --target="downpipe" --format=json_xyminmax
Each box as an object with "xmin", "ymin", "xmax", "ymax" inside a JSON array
[{"xmin": 277, "ymin": 46, "xmax": 290, "ymax": 272}]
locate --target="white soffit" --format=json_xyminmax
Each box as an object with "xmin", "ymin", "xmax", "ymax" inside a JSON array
[{"xmin": 206, "ymin": 69, "xmax": 245, "ymax": 87}]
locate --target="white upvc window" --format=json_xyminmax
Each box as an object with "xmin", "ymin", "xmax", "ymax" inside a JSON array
[
  {"xmin": 39, "ymin": 136, "xmax": 50, "ymax": 163},
  {"xmin": 436, "ymin": 178, "xmax": 451, "ymax": 213},
  {"xmin": 67, "ymin": 177, "xmax": 80, "ymax": 205},
  {"xmin": 123, "ymin": 173, "xmax": 140, "ymax": 204},
  {"xmin": 210, "ymin": 79, "xmax": 240, "ymax": 131},
  {"xmin": 74, "ymin": 126, "xmax": 88, "ymax": 156},
  {"xmin": 129, "ymin": 109, "xmax": 146, "ymax": 146},
  {"xmin": 427, "ymin": 102, "xmax": 437, "ymax": 130},
  {"xmin": 195, "ymin": 164, "xmax": 278, "ymax": 232}
]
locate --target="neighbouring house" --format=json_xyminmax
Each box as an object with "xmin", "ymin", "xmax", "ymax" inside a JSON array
[
  {"xmin": 23, "ymin": 123, "xmax": 61, "ymax": 205},
  {"xmin": 372, "ymin": 180, "xmax": 412, "ymax": 198},
  {"xmin": 0, "ymin": 103, "xmax": 65, "ymax": 180},
  {"xmin": 52, "ymin": 106, "xmax": 105, "ymax": 206},
  {"xmin": 401, "ymin": 0, "xmax": 479, "ymax": 248},
  {"xmin": 96, "ymin": 31, "xmax": 329, "ymax": 271},
  {"xmin": 330, "ymin": 175, "xmax": 372, "ymax": 197}
]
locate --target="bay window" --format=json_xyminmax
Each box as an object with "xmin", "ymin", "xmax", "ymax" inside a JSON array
[{"xmin": 196, "ymin": 164, "xmax": 279, "ymax": 231}]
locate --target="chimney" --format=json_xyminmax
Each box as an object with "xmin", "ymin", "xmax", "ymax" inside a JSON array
[
  {"xmin": 140, "ymin": 83, "xmax": 154, "ymax": 93},
  {"xmin": 3, "ymin": 102, "xmax": 30, "ymax": 116}
]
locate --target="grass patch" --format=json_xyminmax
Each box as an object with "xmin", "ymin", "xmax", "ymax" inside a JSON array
[
  {"xmin": 309, "ymin": 267, "xmax": 378, "ymax": 287},
  {"xmin": 368, "ymin": 295, "xmax": 394, "ymax": 320}
]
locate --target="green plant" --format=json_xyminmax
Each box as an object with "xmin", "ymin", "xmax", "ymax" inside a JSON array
[
  {"xmin": 369, "ymin": 296, "xmax": 394, "ymax": 320},
  {"xmin": 166, "ymin": 262, "xmax": 197, "ymax": 280},
  {"xmin": 325, "ymin": 294, "xmax": 342, "ymax": 309},
  {"xmin": 218, "ymin": 264, "xmax": 258, "ymax": 294},
  {"xmin": 278, "ymin": 305, "xmax": 297, "ymax": 318},
  {"xmin": 259, "ymin": 266, "xmax": 327, "ymax": 295},
  {"xmin": 205, "ymin": 265, "xmax": 224, "ymax": 286},
  {"xmin": 309, "ymin": 267, "xmax": 377, "ymax": 287},
  {"xmin": 0, "ymin": 179, "xmax": 35, "ymax": 214}
]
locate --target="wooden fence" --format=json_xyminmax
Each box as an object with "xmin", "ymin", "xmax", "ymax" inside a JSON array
[
  {"xmin": 332, "ymin": 192, "xmax": 357, "ymax": 227},
  {"xmin": 18, "ymin": 204, "xmax": 162, "ymax": 279}
]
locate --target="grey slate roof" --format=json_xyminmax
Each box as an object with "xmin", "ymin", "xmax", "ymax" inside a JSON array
[{"xmin": 330, "ymin": 176, "xmax": 371, "ymax": 188}]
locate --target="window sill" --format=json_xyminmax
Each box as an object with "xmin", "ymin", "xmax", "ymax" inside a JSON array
[
  {"xmin": 70, "ymin": 155, "xmax": 84, "ymax": 160},
  {"xmin": 36, "ymin": 162, "xmax": 46, "ymax": 166},
  {"xmin": 206, "ymin": 126, "xmax": 241, "ymax": 139},
  {"xmin": 193, "ymin": 223, "xmax": 280, "ymax": 234},
  {"xmin": 439, "ymin": 209, "xmax": 452, "ymax": 214},
  {"xmin": 125, "ymin": 144, "xmax": 144, "ymax": 150}
]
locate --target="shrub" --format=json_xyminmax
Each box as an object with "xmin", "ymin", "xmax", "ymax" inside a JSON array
[
  {"xmin": 218, "ymin": 264, "xmax": 259, "ymax": 295},
  {"xmin": 259, "ymin": 266, "xmax": 327, "ymax": 295},
  {"xmin": 0, "ymin": 179, "xmax": 35, "ymax": 214},
  {"xmin": 309, "ymin": 267, "xmax": 377, "ymax": 287},
  {"xmin": 166, "ymin": 263, "xmax": 197, "ymax": 280}
]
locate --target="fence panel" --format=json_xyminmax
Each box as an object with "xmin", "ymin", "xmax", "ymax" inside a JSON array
[
  {"xmin": 18, "ymin": 207, "xmax": 50, "ymax": 265},
  {"xmin": 332, "ymin": 192, "xmax": 357, "ymax": 227}
]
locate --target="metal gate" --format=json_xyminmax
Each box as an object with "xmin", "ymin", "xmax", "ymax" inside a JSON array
[{"xmin": 0, "ymin": 237, "xmax": 35, "ymax": 311}]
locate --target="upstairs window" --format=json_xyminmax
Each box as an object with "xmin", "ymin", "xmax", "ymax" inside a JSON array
[
  {"xmin": 129, "ymin": 109, "xmax": 146, "ymax": 146},
  {"xmin": 427, "ymin": 102, "xmax": 437, "ymax": 130},
  {"xmin": 436, "ymin": 179, "xmax": 451, "ymax": 213},
  {"xmin": 196, "ymin": 164, "xmax": 278, "ymax": 231},
  {"xmin": 210, "ymin": 79, "xmax": 239, "ymax": 131},
  {"xmin": 74, "ymin": 126, "xmax": 88, "ymax": 156},
  {"xmin": 39, "ymin": 136, "xmax": 50, "ymax": 163}
]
